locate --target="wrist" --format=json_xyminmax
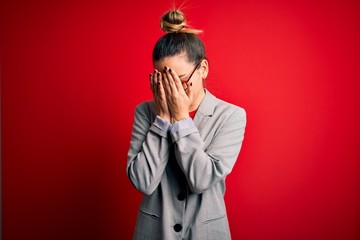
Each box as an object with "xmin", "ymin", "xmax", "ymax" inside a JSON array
[
  {"xmin": 173, "ymin": 113, "xmax": 190, "ymax": 122},
  {"xmin": 159, "ymin": 114, "xmax": 171, "ymax": 123}
]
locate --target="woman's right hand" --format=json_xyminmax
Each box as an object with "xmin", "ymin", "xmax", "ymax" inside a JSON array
[{"xmin": 150, "ymin": 70, "xmax": 171, "ymax": 122}]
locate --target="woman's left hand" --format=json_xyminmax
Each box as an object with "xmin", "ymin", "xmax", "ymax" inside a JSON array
[{"xmin": 162, "ymin": 67, "xmax": 193, "ymax": 122}]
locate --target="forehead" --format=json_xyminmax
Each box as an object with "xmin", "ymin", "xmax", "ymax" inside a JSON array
[{"xmin": 154, "ymin": 53, "xmax": 193, "ymax": 72}]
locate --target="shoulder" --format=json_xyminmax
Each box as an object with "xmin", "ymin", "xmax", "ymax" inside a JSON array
[
  {"xmin": 133, "ymin": 100, "xmax": 157, "ymax": 122},
  {"xmin": 134, "ymin": 100, "xmax": 155, "ymax": 114},
  {"xmin": 208, "ymin": 91, "xmax": 246, "ymax": 121}
]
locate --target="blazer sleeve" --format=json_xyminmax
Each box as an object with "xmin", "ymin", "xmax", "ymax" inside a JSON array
[
  {"xmin": 170, "ymin": 107, "xmax": 246, "ymax": 194},
  {"xmin": 127, "ymin": 102, "xmax": 171, "ymax": 195}
]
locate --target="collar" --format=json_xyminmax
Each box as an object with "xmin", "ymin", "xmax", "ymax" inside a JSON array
[{"xmin": 196, "ymin": 89, "xmax": 218, "ymax": 117}]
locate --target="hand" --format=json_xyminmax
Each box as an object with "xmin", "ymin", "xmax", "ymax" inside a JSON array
[
  {"xmin": 161, "ymin": 67, "xmax": 193, "ymax": 122},
  {"xmin": 150, "ymin": 70, "xmax": 171, "ymax": 122}
]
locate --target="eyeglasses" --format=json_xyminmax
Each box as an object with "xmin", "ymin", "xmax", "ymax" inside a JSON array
[{"xmin": 184, "ymin": 62, "xmax": 201, "ymax": 83}]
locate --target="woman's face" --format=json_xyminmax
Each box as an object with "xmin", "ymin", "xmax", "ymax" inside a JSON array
[{"xmin": 154, "ymin": 52, "xmax": 208, "ymax": 104}]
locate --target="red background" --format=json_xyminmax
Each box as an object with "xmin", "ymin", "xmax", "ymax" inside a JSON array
[{"xmin": 1, "ymin": 0, "xmax": 360, "ymax": 239}]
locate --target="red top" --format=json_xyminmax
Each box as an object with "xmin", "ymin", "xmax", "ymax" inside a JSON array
[{"xmin": 189, "ymin": 110, "xmax": 197, "ymax": 119}]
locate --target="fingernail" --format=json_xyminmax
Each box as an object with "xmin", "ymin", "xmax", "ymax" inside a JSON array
[
  {"xmin": 163, "ymin": 69, "xmax": 167, "ymax": 73},
  {"xmin": 157, "ymin": 72, "xmax": 160, "ymax": 76},
  {"xmin": 169, "ymin": 68, "xmax": 172, "ymax": 73},
  {"xmin": 149, "ymin": 73, "xmax": 152, "ymax": 77},
  {"xmin": 164, "ymin": 66, "xmax": 168, "ymax": 70},
  {"xmin": 190, "ymin": 82, "xmax": 193, "ymax": 86},
  {"xmin": 158, "ymin": 82, "xmax": 160, "ymax": 85}
]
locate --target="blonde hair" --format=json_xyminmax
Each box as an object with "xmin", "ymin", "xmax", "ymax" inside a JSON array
[{"xmin": 160, "ymin": 9, "xmax": 203, "ymax": 34}]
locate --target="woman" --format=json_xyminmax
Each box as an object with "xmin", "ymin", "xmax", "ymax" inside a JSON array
[{"xmin": 127, "ymin": 9, "xmax": 246, "ymax": 240}]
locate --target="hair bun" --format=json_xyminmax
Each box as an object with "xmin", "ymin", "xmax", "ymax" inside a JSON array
[
  {"xmin": 160, "ymin": 10, "xmax": 186, "ymax": 33},
  {"xmin": 160, "ymin": 9, "xmax": 202, "ymax": 34}
]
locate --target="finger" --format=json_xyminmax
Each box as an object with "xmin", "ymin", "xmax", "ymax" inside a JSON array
[
  {"xmin": 186, "ymin": 81, "xmax": 194, "ymax": 100},
  {"xmin": 164, "ymin": 67, "xmax": 177, "ymax": 94},
  {"xmin": 158, "ymin": 78, "xmax": 166, "ymax": 101},
  {"xmin": 169, "ymin": 68, "xmax": 185, "ymax": 93},
  {"xmin": 157, "ymin": 75, "xmax": 171, "ymax": 116},
  {"xmin": 156, "ymin": 71, "xmax": 163, "ymax": 99},
  {"xmin": 182, "ymin": 82, "xmax": 188, "ymax": 91},
  {"xmin": 149, "ymin": 73, "xmax": 153, "ymax": 90},
  {"xmin": 161, "ymin": 70, "xmax": 172, "ymax": 95},
  {"xmin": 154, "ymin": 69, "xmax": 159, "ymax": 84},
  {"xmin": 153, "ymin": 70, "xmax": 161, "ymax": 100},
  {"xmin": 151, "ymin": 73, "xmax": 158, "ymax": 98}
]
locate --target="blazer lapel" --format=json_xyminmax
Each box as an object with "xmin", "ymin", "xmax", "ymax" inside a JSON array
[{"xmin": 193, "ymin": 89, "xmax": 218, "ymax": 132}]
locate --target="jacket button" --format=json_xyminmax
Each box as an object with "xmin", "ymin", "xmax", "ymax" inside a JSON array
[
  {"xmin": 177, "ymin": 192, "xmax": 186, "ymax": 201},
  {"xmin": 173, "ymin": 224, "xmax": 182, "ymax": 232}
]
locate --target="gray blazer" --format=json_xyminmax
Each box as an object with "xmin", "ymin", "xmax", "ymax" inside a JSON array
[{"xmin": 127, "ymin": 90, "xmax": 246, "ymax": 240}]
